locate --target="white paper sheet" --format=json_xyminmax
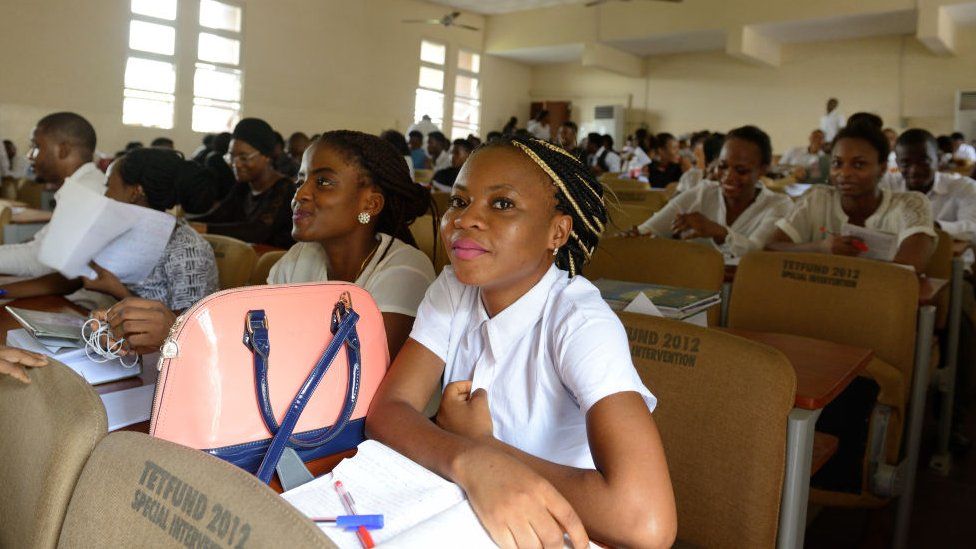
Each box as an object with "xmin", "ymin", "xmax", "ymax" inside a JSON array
[
  {"xmin": 100, "ymin": 384, "xmax": 155, "ymax": 430},
  {"xmin": 840, "ymin": 222, "xmax": 898, "ymax": 261},
  {"xmin": 37, "ymin": 183, "xmax": 175, "ymax": 283},
  {"xmin": 5, "ymin": 328, "xmax": 142, "ymax": 385},
  {"xmin": 624, "ymin": 292, "xmax": 664, "ymax": 317}
]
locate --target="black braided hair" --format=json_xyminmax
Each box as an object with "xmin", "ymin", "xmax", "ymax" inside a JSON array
[
  {"xmin": 834, "ymin": 122, "xmax": 889, "ymax": 164},
  {"xmin": 117, "ymin": 147, "xmax": 217, "ymax": 213},
  {"xmin": 478, "ymin": 135, "xmax": 607, "ymax": 277},
  {"xmin": 318, "ymin": 130, "xmax": 432, "ymax": 247}
]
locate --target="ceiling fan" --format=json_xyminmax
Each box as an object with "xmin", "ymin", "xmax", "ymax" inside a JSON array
[
  {"xmin": 585, "ymin": 0, "xmax": 683, "ymax": 6},
  {"xmin": 402, "ymin": 11, "xmax": 480, "ymax": 31}
]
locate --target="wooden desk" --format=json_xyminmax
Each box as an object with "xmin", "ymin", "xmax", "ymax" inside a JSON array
[
  {"xmin": 251, "ymin": 243, "xmax": 286, "ymax": 257},
  {"xmin": 720, "ymin": 328, "xmax": 873, "ymax": 410},
  {"xmin": 11, "ymin": 208, "xmax": 52, "ymax": 224}
]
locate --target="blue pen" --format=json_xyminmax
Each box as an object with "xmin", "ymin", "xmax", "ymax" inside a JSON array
[{"xmin": 311, "ymin": 514, "xmax": 384, "ymax": 530}]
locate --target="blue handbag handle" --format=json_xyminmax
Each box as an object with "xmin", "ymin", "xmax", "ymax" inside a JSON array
[{"xmin": 242, "ymin": 296, "xmax": 362, "ymax": 484}]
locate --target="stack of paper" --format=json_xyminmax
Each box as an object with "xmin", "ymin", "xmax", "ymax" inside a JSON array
[
  {"xmin": 840, "ymin": 223, "xmax": 898, "ymax": 261},
  {"xmin": 37, "ymin": 183, "xmax": 176, "ymax": 283},
  {"xmin": 6, "ymin": 328, "xmax": 142, "ymax": 385},
  {"xmin": 593, "ymin": 278, "xmax": 721, "ymax": 321}
]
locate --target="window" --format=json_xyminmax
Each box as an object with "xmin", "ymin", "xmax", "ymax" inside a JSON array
[
  {"xmin": 414, "ymin": 40, "xmax": 446, "ymax": 129},
  {"xmin": 452, "ymin": 50, "xmax": 481, "ymax": 140},
  {"xmin": 193, "ymin": 1, "xmax": 243, "ymax": 133},
  {"xmin": 123, "ymin": 0, "xmax": 177, "ymax": 129},
  {"xmin": 122, "ymin": 0, "xmax": 243, "ymax": 133}
]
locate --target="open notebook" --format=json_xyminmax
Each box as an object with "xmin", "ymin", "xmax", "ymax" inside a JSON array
[{"xmin": 282, "ymin": 441, "xmax": 598, "ymax": 548}]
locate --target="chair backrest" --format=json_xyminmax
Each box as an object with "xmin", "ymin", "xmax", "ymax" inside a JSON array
[
  {"xmin": 430, "ymin": 191, "xmax": 451, "ymax": 218},
  {"xmin": 728, "ymin": 252, "xmax": 919, "ymax": 400},
  {"xmin": 57, "ymin": 432, "xmax": 337, "ymax": 548},
  {"xmin": 202, "ymin": 234, "xmax": 258, "ymax": 289},
  {"xmin": 414, "ymin": 168, "xmax": 433, "ymax": 184},
  {"xmin": 602, "ymin": 177, "xmax": 650, "ymax": 192},
  {"xmin": 0, "ymin": 360, "xmax": 107, "ymax": 549},
  {"xmin": 619, "ymin": 313, "xmax": 795, "ymax": 548},
  {"xmin": 410, "ymin": 215, "xmax": 449, "ymax": 274},
  {"xmin": 16, "ymin": 179, "xmax": 44, "ymax": 209},
  {"xmin": 605, "ymin": 203, "xmax": 663, "ymax": 234},
  {"xmin": 249, "ymin": 250, "xmax": 286, "ymax": 285},
  {"xmin": 610, "ymin": 189, "xmax": 670, "ymax": 209},
  {"xmin": 1, "ymin": 176, "xmax": 19, "ymax": 200},
  {"xmin": 925, "ymin": 229, "xmax": 953, "ymax": 329},
  {"xmin": 0, "ymin": 205, "xmax": 12, "ymax": 244}
]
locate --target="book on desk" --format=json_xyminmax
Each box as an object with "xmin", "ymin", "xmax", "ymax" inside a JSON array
[{"xmin": 591, "ymin": 278, "xmax": 721, "ymax": 321}]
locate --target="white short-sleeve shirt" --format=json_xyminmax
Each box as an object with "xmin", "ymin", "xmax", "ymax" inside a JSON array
[
  {"xmin": 879, "ymin": 171, "xmax": 976, "ymax": 242},
  {"xmin": 268, "ymin": 233, "xmax": 435, "ymax": 317},
  {"xmin": 410, "ymin": 265, "xmax": 656, "ymax": 469},
  {"xmin": 775, "ymin": 185, "xmax": 936, "ymax": 246},
  {"xmin": 637, "ymin": 180, "xmax": 794, "ymax": 257}
]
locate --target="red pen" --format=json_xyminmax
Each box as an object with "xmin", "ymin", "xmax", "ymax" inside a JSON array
[
  {"xmin": 335, "ymin": 481, "xmax": 375, "ymax": 549},
  {"xmin": 819, "ymin": 226, "xmax": 869, "ymax": 252}
]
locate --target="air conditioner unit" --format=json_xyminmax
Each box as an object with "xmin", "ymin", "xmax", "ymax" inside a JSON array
[
  {"xmin": 955, "ymin": 91, "xmax": 976, "ymax": 138},
  {"xmin": 580, "ymin": 105, "xmax": 625, "ymax": 149}
]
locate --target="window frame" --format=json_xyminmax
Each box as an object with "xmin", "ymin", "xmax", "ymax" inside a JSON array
[
  {"xmin": 415, "ymin": 39, "xmax": 448, "ymax": 129},
  {"xmin": 123, "ymin": 0, "xmax": 180, "ymax": 129},
  {"xmin": 192, "ymin": 0, "xmax": 245, "ymax": 133},
  {"xmin": 451, "ymin": 48, "xmax": 482, "ymax": 140}
]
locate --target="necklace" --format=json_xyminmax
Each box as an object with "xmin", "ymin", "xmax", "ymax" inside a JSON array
[{"xmin": 356, "ymin": 241, "xmax": 381, "ymax": 280}]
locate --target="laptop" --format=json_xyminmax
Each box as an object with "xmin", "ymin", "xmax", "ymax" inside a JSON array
[{"xmin": 5, "ymin": 306, "xmax": 87, "ymax": 348}]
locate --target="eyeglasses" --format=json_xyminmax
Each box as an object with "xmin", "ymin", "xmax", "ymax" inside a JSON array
[{"xmin": 227, "ymin": 151, "xmax": 262, "ymax": 164}]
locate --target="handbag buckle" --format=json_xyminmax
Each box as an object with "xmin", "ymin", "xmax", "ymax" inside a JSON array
[{"xmin": 243, "ymin": 311, "xmax": 269, "ymax": 348}]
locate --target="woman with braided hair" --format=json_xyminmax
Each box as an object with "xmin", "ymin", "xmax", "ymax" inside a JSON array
[
  {"xmin": 367, "ymin": 135, "xmax": 676, "ymax": 548},
  {"xmin": 268, "ymin": 130, "xmax": 436, "ymax": 357}
]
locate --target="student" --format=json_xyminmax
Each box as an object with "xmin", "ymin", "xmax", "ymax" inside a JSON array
[
  {"xmin": 819, "ymin": 97, "xmax": 845, "ymax": 142},
  {"xmin": 427, "ymin": 131, "xmax": 452, "ymax": 172},
  {"xmin": 628, "ymin": 126, "xmax": 793, "ymax": 258},
  {"xmin": 194, "ymin": 118, "xmax": 296, "ymax": 249},
  {"xmin": 486, "ymin": 130, "xmax": 503, "ymax": 144},
  {"xmin": 366, "ymin": 135, "xmax": 677, "ymax": 548},
  {"xmin": 151, "ymin": 137, "xmax": 175, "ymax": 150},
  {"xmin": 190, "ymin": 133, "xmax": 215, "ymax": 165},
  {"xmin": 557, "ymin": 121, "xmax": 585, "ymax": 163},
  {"xmin": 1, "ymin": 147, "xmax": 219, "ymax": 309},
  {"xmin": 882, "ymin": 129, "xmax": 976, "ymax": 242},
  {"xmin": 467, "ymin": 134, "xmax": 482, "ymax": 148},
  {"xmin": 2, "ymin": 139, "xmax": 29, "ymax": 179},
  {"xmin": 644, "ymin": 133, "xmax": 684, "ymax": 188},
  {"xmin": 779, "ymin": 129, "xmax": 827, "ymax": 183},
  {"xmin": 951, "ymin": 132, "xmax": 976, "ymax": 165},
  {"xmin": 407, "ymin": 114, "xmax": 440, "ymax": 139},
  {"xmin": 526, "ymin": 110, "xmax": 552, "ymax": 141},
  {"xmin": 432, "ymin": 138, "xmax": 473, "ymax": 192},
  {"xmin": 676, "ymin": 132, "xmax": 724, "ymax": 193},
  {"xmin": 287, "ymin": 131, "xmax": 310, "ymax": 165},
  {"xmin": 408, "ymin": 130, "xmax": 430, "ymax": 169},
  {"xmin": 0, "ymin": 112, "xmax": 106, "ymax": 277},
  {"xmin": 272, "ymin": 131, "xmax": 299, "ymax": 178},
  {"xmin": 380, "ymin": 129, "xmax": 416, "ymax": 182},
  {"xmin": 623, "ymin": 132, "xmax": 653, "ymax": 174},
  {"xmin": 590, "ymin": 134, "xmax": 622, "ymax": 174},
  {"xmin": 0, "ymin": 347, "xmax": 48, "ymax": 384},
  {"xmin": 767, "ymin": 123, "xmax": 936, "ymax": 272},
  {"xmin": 268, "ymin": 130, "xmax": 435, "ymax": 357},
  {"xmin": 202, "ymin": 132, "xmax": 235, "ymax": 201}
]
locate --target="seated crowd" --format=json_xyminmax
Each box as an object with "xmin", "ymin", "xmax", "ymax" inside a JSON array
[{"xmin": 3, "ymin": 102, "xmax": 976, "ymax": 547}]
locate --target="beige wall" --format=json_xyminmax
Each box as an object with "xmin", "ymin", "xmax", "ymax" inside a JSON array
[
  {"xmin": 530, "ymin": 29, "xmax": 976, "ymax": 153},
  {"xmin": 0, "ymin": 0, "xmax": 532, "ymax": 155}
]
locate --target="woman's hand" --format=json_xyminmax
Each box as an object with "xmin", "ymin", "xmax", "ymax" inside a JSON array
[
  {"xmin": 82, "ymin": 262, "xmax": 132, "ymax": 300},
  {"xmin": 0, "ymin": 347, "xmax": 48, "ymax": 383},
  {"xmin": 455, "ymin": 444, "xmax": 590, "ymax": 549},
  {"xmin": 672, "ymin": 212, "xmax": 727, "ymax": 241},
  {"xmin": 98, "ymin": 298, "xmax": 177, "ymax": 355},
  {"xmin": 820, "ymin": 234, "xmax": 864, "ymax": 256},
  {"xmin": 436, "ymin": 381, "xmax": 494, "ymax": 441}
]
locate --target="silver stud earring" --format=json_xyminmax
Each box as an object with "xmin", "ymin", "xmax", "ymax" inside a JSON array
[
  {"xmin": 357, "ymin": 211, "xmax": 371, "ymax": 224},
  {"xmin": 552, "ymin": 247, "xmax": 559, "ymax": 257}
]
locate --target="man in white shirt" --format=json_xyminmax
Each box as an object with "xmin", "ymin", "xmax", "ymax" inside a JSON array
[
  {"xmin": 406, "ymin": 115, "xmax": 440, "ymax": 139},
  {"xmin": 886, "ymin": 129, "xmax": 976, "ymax": 242},
  {"xmin": 589, "ymin": 134, "xmax": 622, "ymax": 174},
  {"xmin": 779, "ymin": 129, "xmax": 826, "ymax": 183},
  {"xmin": 819, "ymin": 97, "xmax": 845, "ymax": 142},
  {"xmin": 426, "ymin": 131, "xmax": 452, "ymax": 172},
  {"xmin": 951, "ymin": 132, "xmax": 976, "ymax": 165},
  {"xmin": 3, "ymin": 139, "xmax": 30, "ymax": 179},
  {"xmin": 526, "ymin": 110, "xmax": 551, "ymax": 141},
  {"xmin": 0, "ymin": 112, "xmax": 106, "ymax": 276}
]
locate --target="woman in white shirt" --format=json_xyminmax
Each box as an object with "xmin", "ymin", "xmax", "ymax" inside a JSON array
[
  {"xmin": 269, "ymin": 130, "xmax": 436, "ymax": 357},
  {"xmin": 367, "ymin": 136, "xmax": 676, "ymax": 548},
  {"xmin": 768, "ymin": 122, "xmax": 936, "ymax": 272},
  {"xmin": 628, "ymin": 126, "xmax": 793, "ymax": 258},
  {"xmin": 526, "ymin": 109, "xmax": 552, "ymax": 141}
]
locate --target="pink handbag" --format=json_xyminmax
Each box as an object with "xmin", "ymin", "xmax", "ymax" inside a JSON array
[{"xmin": 149, "ymin": 282, "xmax": 389, "ymax": 484}]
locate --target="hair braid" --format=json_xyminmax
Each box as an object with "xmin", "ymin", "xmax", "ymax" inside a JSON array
[
  {"xmin": 482, "ymin": 135, "xmax": 607, "ymax": 277},
  {"xmin": 319, "ymin": 130, "xmax": 432, "ymax": 247}
]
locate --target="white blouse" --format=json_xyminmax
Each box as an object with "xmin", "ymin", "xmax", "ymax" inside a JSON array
[
  {"xmin": 637, "ymin": 180, "xmax": 794, "ymax": 257},
  {"xmin": 775, "ymin": 186, "xmax": 936, "ymax": 246},
  {"xmin": 410, "ymin": 265, "xmax": 656, "ymax": 469},
  {"xmin": 268, "ymin": 233, "xmax": 435, "ymax": 317},
  {"xmin": 880, "ymin": 171, "xmax": 976, "ymax": 242}
]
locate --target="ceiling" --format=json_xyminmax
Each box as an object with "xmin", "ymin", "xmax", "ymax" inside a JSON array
[
  {"xmin": 428, "ymin": 0, "xmax": 588, "ymax": 14},
  {"xmin": 606, "ymin": 28, "xmax": 726, "ymax": 56},
  {"xmin": 751, "ymin": 9, "xmax": 917, "ymax": 44},
  {"xmin": 493, "ymin": 43, "xmax": 587, "ymax": 63}
]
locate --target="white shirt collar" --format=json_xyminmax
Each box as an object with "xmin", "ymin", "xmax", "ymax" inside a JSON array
[
  {"xmin": 477, "ymin": 264, "xmax": 563, "ymax": 361},
  {"xmin": 831, "ymin": 186, "xmax": 893, "ymax": 226},
  {"xmin": 55, "ymin": 162, "xmax": 106, "ymax": 200}
]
